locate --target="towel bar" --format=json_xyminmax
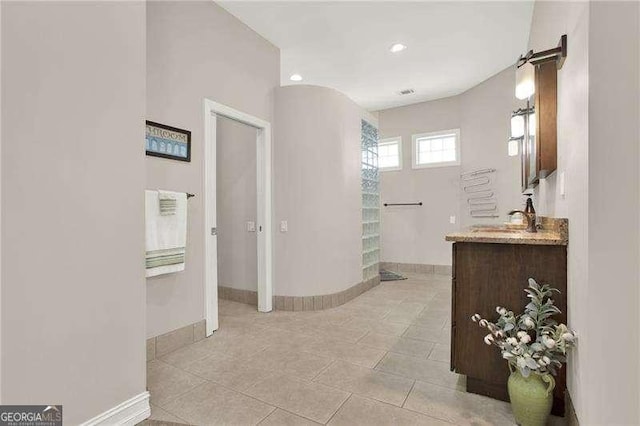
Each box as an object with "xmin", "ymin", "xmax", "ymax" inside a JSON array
[{"xmin": 383, "ymin": 202, "xmax": 422, "ymax": 207}]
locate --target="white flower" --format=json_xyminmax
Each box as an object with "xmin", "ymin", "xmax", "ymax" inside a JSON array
[
  {"xmin": 484, "ymin": 334, "xmax": 494, "ymax": 345},
  {"xmin": 520, "ymin": 334, "xmax": 532, "ymax": 344},
  {"xmin": 479, "ymin": 319, "xmax": 488, "ymax": 327},
  {"xmin": 542, "ymin": 336, "xmax": 556, "ymax": 349},
  {"xmin": 517, "ymin": 331, "xmax": 527, "ymax": 338},
  {"xmin": 471, "ymin": 314, "xmax": 481, "ymax": 322},
  {"xmin": 562, "ymin": 332, "xmax": 575, "ymax": 342},
  {"xmin": 496, "ymin": 330, "xmax": 505, "ymax": 338},
  {"xmin": 506, "ymin": 337, "xmax": 518, "ymax": 346},
  {"xmin": 496, "ymin": 306, "xmax": 507, "ymax": 316},
  {"xmin": 523, "ymin": 317, "xmax": 535, "ymax": 329},
  {"xmin": 542, "ymin": 356, "xmax": 551, "ymax": 365}
]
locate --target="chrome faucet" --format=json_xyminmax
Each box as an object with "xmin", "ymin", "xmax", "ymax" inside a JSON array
[{"xmin": 509, "ymin": 197, "xmax": 537, "ymax": 233}]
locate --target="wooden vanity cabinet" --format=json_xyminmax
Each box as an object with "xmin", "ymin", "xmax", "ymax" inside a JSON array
[{"xmin": 450, "ymin": 242, "xmax": 567, "ymax": 415}]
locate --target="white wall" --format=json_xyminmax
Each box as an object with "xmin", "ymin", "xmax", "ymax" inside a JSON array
[
  {"xmin": 217, "ymin": 116, "xmax": 257, "ymax": 292},
  {"xmin": 376, "ymin": 67, "xmax": 521, "ymax": 266},
  {"xmin": 1, "ymin": 2, "xmax": 147, "ymax": 423},
  {"xmin": 0, "ymin": 0, "xmax": 3, "ymax": 403},
  {"xmin": 529, "ymin": 1, "xmax": 639, "ymax": 423},
  {"xmin": 376, "ymin": 96, "xmax": 461, "ymax": 266},
  {"xmin": 586, "ymin": 2, "xmax": 639, "ymax": 424},
  {"xmin": 459, "ymin": 67, "xmax": 523, "ymax": 227},
  {"xmin": 527, "ymin": 2, "xmax": 590, "ymax": 421},
  {"xmin": 274, "ymin": 85, "xmax": 375, "ymax": 296},
  {"xmin": 146, "ymin": 1, "xmax": 279, "ymax": 338}
]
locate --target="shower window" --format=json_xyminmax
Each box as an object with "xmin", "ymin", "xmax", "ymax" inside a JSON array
[
  {"xmin": 378, "ymin": 137, "xmax": 402, "ymax": 171},
  {"xmin": 412, "ymin": 128, "xmax": 460, "ymax": 168},
  {"xmin": 361, "ymin": 120, "xmax": 380, "ymax": 281}
]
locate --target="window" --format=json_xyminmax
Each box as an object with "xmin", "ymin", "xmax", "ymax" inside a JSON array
[
  {"xmin": 378, "ymin": 137, "xmax": 402, "ymax": 171},
  {"xmin": 412, "ymin": 129, "xmax": 460, "ymax": 169}
]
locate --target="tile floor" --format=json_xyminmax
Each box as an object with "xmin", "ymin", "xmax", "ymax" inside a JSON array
[{"xmin": 143, "ymin": 272, "xmax": 567, "ymax": 425}]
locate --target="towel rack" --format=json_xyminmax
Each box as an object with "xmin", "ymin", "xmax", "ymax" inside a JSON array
[
  {"xmin": 460, "ymin": 168, "xmax": 499, "ymax": 218},
  {"xmin": 186, "ymin": 193, "xmax": 195, "ymax": 199},
  {"xmin": 383, "ymin": 202, "xmax": 422, "ymax": 207},
  {"xmin": 460, "ymin": 168, "xmax": 496, "ymax": 178}
]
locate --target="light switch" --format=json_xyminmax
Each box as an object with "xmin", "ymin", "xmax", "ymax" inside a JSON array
[
  {"xmin": 449, "ymin": 215, "xmax": 456, "ymax": 224},
  {"xmin": 280, "ymin": 220, "xmax": 288, "ymax": 232},
  {"xmin": 247, "ymin": 221, "xmax": 256, "ymax": 232}
]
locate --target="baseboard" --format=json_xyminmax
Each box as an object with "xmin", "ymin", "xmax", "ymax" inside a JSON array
[
  {"xmin": 566, "ymin": 390, "xmax": 579, "ymax": 425},
  {"xmin": 273, "ymin": 275, "xmax": 381, "ymax": 311},
  {"xmin": 380, "ymin": 262, "xmax": 452, "ymax": 275},
  {"xmin": 80, "ymin": 391, "xmax": 150, "ymax": 426},
  {"xmin": 219, "ymin": 286, "xmax": 258, "ymax": 306},
  {"xmin": 147, "ymin": 320, "xmax": 206, "ymax": 361}
]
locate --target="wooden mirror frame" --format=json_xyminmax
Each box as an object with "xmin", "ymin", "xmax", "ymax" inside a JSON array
[{"xmin": 519, "ymin": 34, "xmax": 565, "ymax": 190}]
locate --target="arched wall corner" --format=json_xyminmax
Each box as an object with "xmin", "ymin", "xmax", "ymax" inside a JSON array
[{"xmin": 273, "ymin": 85, "xmax": 377, "ymax": 303}]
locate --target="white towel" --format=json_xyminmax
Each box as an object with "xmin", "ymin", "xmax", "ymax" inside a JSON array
[
  {"xmin": 145, "ymin": 190, "xmax": 188, "ymax": 277},
  {"xmin": 158, "ymin": 190, "xmax": 178, "ymax": 215}
]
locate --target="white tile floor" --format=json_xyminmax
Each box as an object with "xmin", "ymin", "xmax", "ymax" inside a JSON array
[{"xmin": 144, "ymin": 272, "xmax": 567, "ymax": 425}]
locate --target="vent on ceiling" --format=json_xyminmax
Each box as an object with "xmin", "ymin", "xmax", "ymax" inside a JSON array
[{"xmin": 399, "ymin": 89, "xmax": 415, "ymax": 95}]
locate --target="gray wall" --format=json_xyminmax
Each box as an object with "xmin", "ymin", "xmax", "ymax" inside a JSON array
[
  {"xmin": 527, "ymin": 1, "xmax": 590, "ymax": 420},
  {"xmin": 217, "ymin": 116, "xmax": 257, "ymax": 292},
  {"xmin": 1, "ymin": 2, "xmax": 146, "ymax": 423},
  {"xmin": 376, "ymin": 96, "xmax": 461, "ymax": 266},
  {"xmin": 588, "ymin": 3, "xmax": 639, "ymax": 422},
  {"xmin": 146, "ymin": 1, "xmax": 279, "ymax": 338},
  {"xmin": 0, "ymin": 0, "xmax": 3, "ymax": 400},
  {"xmin": 530, "ymin": 2, "xmax": 639, "ymax": 423},
  {"xmin": 274, "ymin": 85, "xmax": 375, "ymax": 297},
  {"xmin": 376, "ymin": 67, "xmax": 521, "ymax": 266}
]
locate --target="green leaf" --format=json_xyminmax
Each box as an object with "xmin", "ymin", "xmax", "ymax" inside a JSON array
[{"xmin": 525, "ymin": 357, "xmax": 539, "ymax": 369}]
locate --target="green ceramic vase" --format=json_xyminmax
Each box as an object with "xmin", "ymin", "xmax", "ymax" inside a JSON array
[{"xmin": 507, "ymin": 368, "xmax": 555, "ymax": 426}]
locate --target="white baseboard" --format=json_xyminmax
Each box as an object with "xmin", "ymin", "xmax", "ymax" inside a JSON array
[{"xmin": 80, "ymin": 391, "xmax": 150, "ymax": 426}]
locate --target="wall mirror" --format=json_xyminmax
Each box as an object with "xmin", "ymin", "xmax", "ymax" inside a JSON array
[{"xmin": 513, "ymin": 34, "xmax": 566, "ymax": 191}]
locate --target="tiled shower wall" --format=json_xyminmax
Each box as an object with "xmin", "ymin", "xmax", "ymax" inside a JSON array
[{"xmin": 361, "ymin": 120, "xmax": 380, "ymax": 281}]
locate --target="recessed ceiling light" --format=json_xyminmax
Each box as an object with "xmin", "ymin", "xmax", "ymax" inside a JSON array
[
  {"xmin": 290, "ymin": 74, "xmax": 303, "ymax": 82},
  {"xmin": 390, "ymin": 43, "xmax": 407, "ymax": 53}
]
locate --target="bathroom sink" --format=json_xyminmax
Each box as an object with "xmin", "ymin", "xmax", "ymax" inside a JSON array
[{"xmin": 471, "ymin": 227, "xmax": 524, "ymax": 234}]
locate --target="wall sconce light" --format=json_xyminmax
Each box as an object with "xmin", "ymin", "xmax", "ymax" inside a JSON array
[
  {"xmin": 515, "ymin": 34, "xmax": 567, "ymax": 100},
  {"xmin": 511, "ymin": 114, "xmax": 525, "ymax": 138},
  {"xmin": 515, "ymin": 64, "xmax": 535, "ymax": 100},
  {"xmin": 508, "ymin": 107, "xmax": 533, "ymax": 157},
  {"xmin": 508, "ymin": 138, "xmax": 520, "ymax": 157}
]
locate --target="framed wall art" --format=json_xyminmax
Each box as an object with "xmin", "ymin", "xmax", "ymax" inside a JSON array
[{"xmin": 145, "ymin": 120, "xmax": 191, "ymax": 162}]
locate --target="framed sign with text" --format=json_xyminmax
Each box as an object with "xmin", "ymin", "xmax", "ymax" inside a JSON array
[{"xmin": 145, "ymin": 121, "xmax": 191, "ymax": 162}]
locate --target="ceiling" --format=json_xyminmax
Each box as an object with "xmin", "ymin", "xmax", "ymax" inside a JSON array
[{"xmin": 218, "ymin": 1, "xmax": 534, "ymax": 111}]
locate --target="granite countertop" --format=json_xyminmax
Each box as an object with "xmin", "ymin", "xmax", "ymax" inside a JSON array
[{"xmin": 445, "ymin": 217, "xmax": 568, "ymax": 246}]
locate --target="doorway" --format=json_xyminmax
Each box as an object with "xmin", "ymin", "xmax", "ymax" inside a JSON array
[{"xmin": 203, "ymin": 99, "xmax": 273, "ymax": 337}]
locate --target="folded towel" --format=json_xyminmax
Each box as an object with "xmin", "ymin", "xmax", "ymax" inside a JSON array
[
  {"xmin": 158, "ymin": 190, "xmax": 178, "ymax": 215},
  {"xmin": 145, "ymin": 190, "xmax": 187, "ymax": 277}
]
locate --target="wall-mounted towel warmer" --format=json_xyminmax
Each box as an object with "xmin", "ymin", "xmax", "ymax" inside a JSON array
[{"xmin": 461, "ymin": 168, "xmax": 498, "ymax": 218}]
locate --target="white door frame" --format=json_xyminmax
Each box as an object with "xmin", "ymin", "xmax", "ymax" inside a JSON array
[{"xmin": 204, "ymin": 99, "xmax": 273, "ymax": 336}]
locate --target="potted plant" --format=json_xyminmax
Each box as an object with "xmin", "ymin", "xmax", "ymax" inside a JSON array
[{"xmin": 471, "ymin": 278, "xmax": 576, "ymax": 426}]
